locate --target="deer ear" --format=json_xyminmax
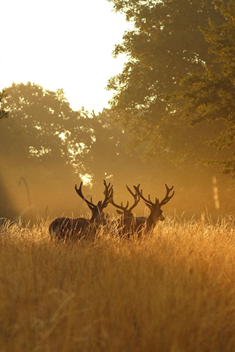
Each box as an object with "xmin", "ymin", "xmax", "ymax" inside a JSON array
[{"xmin": 116, "ymin": 210, "xmax": 123, "ymax": 215}]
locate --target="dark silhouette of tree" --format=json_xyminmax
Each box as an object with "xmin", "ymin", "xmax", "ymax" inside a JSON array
[
  {"xmin": 169, "ymin": 1, "xmax": 235, "ymax": 176},
  {"xmin": 106, "ymin": 0, "xmax": 225, "ymax": 166}
]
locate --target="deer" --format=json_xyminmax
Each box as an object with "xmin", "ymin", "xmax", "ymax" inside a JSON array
[
  {"xmin": 132, "ymin": 183, "xmax": 175, "ymax": 234},
  {"xmin": 110, "ymin": 184, "xmax": 174, "ymax": 236},
  {"xmin": 110, "ymin": 185, "xmax": 140, "ymax": 236},
  {"xmin": 49, "ymin": 180, "xmax": 113, "ymax": 241}
]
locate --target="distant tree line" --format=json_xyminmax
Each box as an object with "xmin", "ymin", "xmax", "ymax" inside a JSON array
[
  {"xmin": 0, "ymin": 81, "xmax": 234, "ymax": 222},
  {"xmin": 0, "ymin": 83, "xmax": 153, "ymax": 221}
]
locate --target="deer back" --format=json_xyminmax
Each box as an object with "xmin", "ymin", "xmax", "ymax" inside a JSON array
[{"xmin": 49, "ymin": 217, "xmax": 90, "ymax": 241}]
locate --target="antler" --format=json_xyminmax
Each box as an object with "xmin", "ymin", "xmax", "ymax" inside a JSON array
[
  {"xmin": 159, "ymin": 184, "xmax": 175, "ymax": 206},
  {"xmin": 110, "ymin": 185, "xmax": 140, "ymax": 214},
  {"xmin": 133, "ymin": 184, "xmax": 156, "ymax": 205},
  {"xmin": 110, "ymin": 194, "xmax": 129, "ymax": 212},
  {"xmin": 126, "ymin": 185, "xmax": 140, "ymax": 211},
  {"xmin": 134, "ymin": 184, "xmax": 174, "ymax": 207},
  {"xmin": 75, "ymin": 182, "xmax": 96, "ymax": 210},
  {"xmin": 100, "ymin": 180, "xmax": 113, "ymax": 209}
]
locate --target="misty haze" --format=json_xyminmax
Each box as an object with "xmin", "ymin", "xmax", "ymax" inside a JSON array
[{"xmin": 0, "ymin": 82, "xmax": 233, "ymax": 224}]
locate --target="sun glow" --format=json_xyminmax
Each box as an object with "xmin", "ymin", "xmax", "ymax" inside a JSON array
[
  {"xmin": 0, "ymin": 0, "xmax": 131, "ymax": 112},
  {"xmin": 80, "ymin": 174, "xmax": 93, "ymax": 186}
]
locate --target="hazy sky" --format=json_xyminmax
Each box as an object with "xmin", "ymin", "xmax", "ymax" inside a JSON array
[{"xmin": 0, "ymin": 0, "xmax": 130, "ymax": 112}]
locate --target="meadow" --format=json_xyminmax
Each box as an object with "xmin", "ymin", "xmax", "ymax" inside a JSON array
[{"xmin": 0, "ymin": 215, "xmax": 235, "ymax": 352}]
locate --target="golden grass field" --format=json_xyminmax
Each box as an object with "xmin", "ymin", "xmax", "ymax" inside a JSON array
[{"xmin": 1, "ymin": 215, "xmax": 235, "ymax": 352}]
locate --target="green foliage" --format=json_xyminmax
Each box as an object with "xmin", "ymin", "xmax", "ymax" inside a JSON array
[
  {"xmin": 171, "ymin": 1, "xmax": 235, "ymax": 175},
  {"xmin": 107, "ymin": 0, "xmax": 224, "ymax": 165}
]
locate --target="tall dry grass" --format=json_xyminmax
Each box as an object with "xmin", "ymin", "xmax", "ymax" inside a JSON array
[{"xmin": 0, "ymin": 215, "xmax": 235, "ymax": 352}]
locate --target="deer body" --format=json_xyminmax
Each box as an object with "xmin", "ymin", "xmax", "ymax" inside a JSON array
[{"xmin": 49, "ymin": 217, "xmax": 90, "ymax": 240}]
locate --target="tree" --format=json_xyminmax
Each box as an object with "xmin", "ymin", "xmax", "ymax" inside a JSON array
[
  {"xmin": 106, "ymin": 0, "xmax": 225, "ymax": 165},
  {"xmin": 0, "ymin": 83, "xmax": 78, "ymax": 219},
  {"xmin": 171, "ymin": 1, "xmax": 235, "ymax": 176}
]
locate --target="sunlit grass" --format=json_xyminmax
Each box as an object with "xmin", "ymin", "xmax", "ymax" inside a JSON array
[{"xmin": 0, "ymin": 216, "xmax": 235, "ymax": 351}]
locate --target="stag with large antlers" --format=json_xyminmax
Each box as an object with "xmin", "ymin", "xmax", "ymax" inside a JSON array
[
  {"xmin": 111, "ymin": 184, "xmax": 174, "ymax": 236},
  {"xmin": 132, "ymin": 184, "xmax": 175, "ymax": 233},
  {"xmin": 110, "ymin": 185, "xmax": 140, "ymax": 236},
  {"xmin": 49, "ymin": 180, "xmax": 113, "ymax": 241}
]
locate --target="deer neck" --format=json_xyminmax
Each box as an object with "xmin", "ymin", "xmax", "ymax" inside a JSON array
[
  {"xmin": 146, "ymin": 210, "xmax": 159, "ymax": 230},
  {"xmin": 90, "ymin": 210, "xmax": 104, "ymax": 226}
]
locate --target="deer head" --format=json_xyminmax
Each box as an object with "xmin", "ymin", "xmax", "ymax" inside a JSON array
[
  {"xmin": 75, "ymin": 180, "xmax": 113, "ymax": 224},
  {"xmin": 110, "ymin": 185, "xmax": 140, "ymax": 218},
  {"xmin": 133, "ymin": 184, "xmax": 174, "ymax": 228}
]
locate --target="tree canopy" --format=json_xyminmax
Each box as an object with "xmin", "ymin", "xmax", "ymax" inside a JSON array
[
  {"xmin": 170, "ymin": 1, "xmax": 235, "ymax": 176},
  {"xmin": 106, "ymin": 0, "xmax": 226, "ymax": 166}
]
